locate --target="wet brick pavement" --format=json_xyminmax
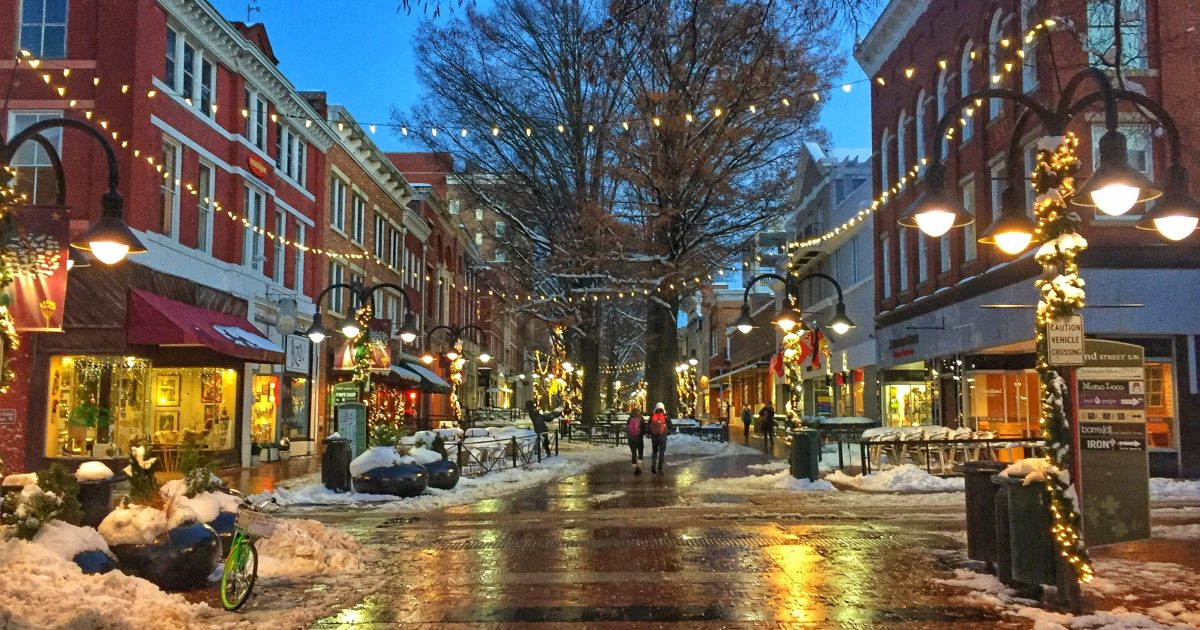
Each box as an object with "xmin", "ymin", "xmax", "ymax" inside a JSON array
[{"xmin": 305, "ymin": 447, "xmax": 1024, "ymax": 629}]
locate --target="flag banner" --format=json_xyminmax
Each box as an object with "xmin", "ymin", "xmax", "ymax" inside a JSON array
[{"xmin": 4, "ymin": 205, "xmax": 71, "ymax": 332}]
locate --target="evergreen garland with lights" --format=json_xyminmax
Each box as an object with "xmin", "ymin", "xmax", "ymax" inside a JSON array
[
  {"xmin": 781, "ymin": 330, "xmax": 806, "ymax": 435},
  {"xmin": 448, "ymin": 338, "xmax": 465, "ymax": 422},
  {"xmin": 0, "ymin": 169, "xmax": 26, "ymax": 393},
  {"xmin": 350, "ymin": 305, "xmax": 374, "ymax": 390},
  {"xmin": 1031, "ymin": 133, "xmax": 1094, "ymax": 584}
]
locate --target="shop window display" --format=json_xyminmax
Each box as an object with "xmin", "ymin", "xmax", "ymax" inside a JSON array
[
  {"xmin": 148, "ymin": 367, "xmax": 237, "ymax": 452},
  {"xmin": 965, "ymin": 370, "xmax": 1042, "ymax": 438},
  {"xmin": 1144, "ymin": 362, "xmax": 1176, "ymax": 449},
  {"xmin": 282, "ymin": 375, "xmax": 311, "ymax": 440},
  {"xmin": 251, "ymin": 374, "xmax": 279, "ymax": 444},
  {"xmin": 883, "ymin": 382, "xmax": 933, "ymax": 426}
]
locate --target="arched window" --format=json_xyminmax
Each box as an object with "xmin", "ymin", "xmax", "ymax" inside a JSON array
[
  {"xmin": 896, "ymin": 109, "xmax": 908, "ymax": 181},
  {"xmin": 960, "ymin": 41, "xmax": 975, "ymax": 141},
  {"xmin": 988, "ymin": 11, "xmax": 1005, "ymax": 119},
  {"xmin": 915, "ymin": 90, "xmax": 928, "ymax": 166},
  {"xmin": 936, "ymin": 69, "xmax": 949, "ymax": 155},
  {"xmin": 879, "ymin": 127, "xmax": 891, "ymax": 191},
  {"xmin": 1021, "ymin": 0, "xmax": 1039, "ymax": 91}
]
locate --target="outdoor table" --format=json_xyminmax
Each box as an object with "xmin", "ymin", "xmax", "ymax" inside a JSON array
[{"xmin": 699, "ymin": 424, "xmax": 726, "ymax": 442}]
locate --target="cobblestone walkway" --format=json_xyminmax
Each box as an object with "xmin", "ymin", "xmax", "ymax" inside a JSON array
[{"xmin": 306, "ymin": 449, "xmax": 1022, "ymax": 629}]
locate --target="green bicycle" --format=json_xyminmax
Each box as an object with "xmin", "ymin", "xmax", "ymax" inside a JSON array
[{"xmin": 220, "ymin": 491, "xmax": 277, "ymax": 612}]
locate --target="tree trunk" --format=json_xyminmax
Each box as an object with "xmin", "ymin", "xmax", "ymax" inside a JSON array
[
  {"xmin": 644, "ymin": 296, "xmax": 679, "ymax": 417},
  {"xmin": 579, "ymin": 303, "xmax": 603, "ymax": 426}
]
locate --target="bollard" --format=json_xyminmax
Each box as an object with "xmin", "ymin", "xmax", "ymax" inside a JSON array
[{"xmin": 511, "ymin": 437, "xmax": 518, "ymax": 468}]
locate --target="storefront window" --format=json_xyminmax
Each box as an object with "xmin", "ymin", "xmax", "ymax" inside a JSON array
[
  {"xmin": 282, "ymin": 375, "xmax": 310, "ymax": 440},
  {"xmin": 883, "ymin": 380, "xmax": 934, "ymax": 426},
  {"xmin": 1145, "ymin": 362, "xmax": 1176, "ymax": 449},
  {"xmin": 852, "ymin": 370, "xmax": 865, "ymax": 416},
  {"xmin": 251, "ymin": 373, "xmax": 279, "ymax": 444},
  {"xmin": 965, "ymin": 370, "xmax": 1042, "ymax": 438},
  {"xmin": 46, "ymin": 356, "xmax": 150, "ymax": 458},
  {"xmin": 148, "ymin": 367, "xmax": 238, "ymax": 452}
]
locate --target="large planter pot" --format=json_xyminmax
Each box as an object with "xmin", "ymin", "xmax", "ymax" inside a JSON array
[
  {"xmin": 278, "ymin": 449, "xmax": 291, "ymax": 461},
  {"xmin": 109, "ymin": 522, "xmax": 221, "ymax": 591},
  {"xmin": 77, "ymin": 479, "xmax": 115, "ymax": 529},
  {"xmin": 425, "ymin": 459, "xmax": 460, "ymax": 490},
  {"xmin": 353, "ymin": 463, "xmax": 429, "ymax": 498},
  {"xmin": 73, "ymin": 549, "xmax": 118, "ymax": 575},
  {"xmin": 209, "ymin": 510, "xmax": 237, "ymax": 556}
]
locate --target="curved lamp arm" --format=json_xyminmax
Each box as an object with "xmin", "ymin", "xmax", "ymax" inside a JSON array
[
  {"xmin": 1054, "ymin": 67, "xmax": 1120, "ymax": 133},
  {"xmin": 740, "ymin": 272, "xmax": 787, "ymax": 303},
  {"xmin": 2, "ymin": 117, "xmax": 120, "ymax": 193},
  {"xmin": 928, "ymin": 88, "xmax": 1060, "ymax": 169},
  {"xmin": 312, "ymin": 282, "xmax": 358, "ymax": 314},
  {"xmin": 793, "ymin": 272, "xmax": 845, "ymax": 304},
  {"xmin": 1067, "ymin": 88, "xmax": 1183, "ymax": 165},
  {"xmin": 363, "ymin": 282, "xmax": 417, "ymax": 316}
]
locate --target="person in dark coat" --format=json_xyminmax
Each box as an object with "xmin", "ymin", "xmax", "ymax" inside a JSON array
[
  {"xmin": 525, "ymin": 400, "xmax": 560, "ymax": 457},
  {"xmin": 648, "ymin": 402, "xmax": 670, "ymax": 474},
  {"xmin": 741, "ymin": 405, "xmax": 754, "ymax": 441},
  {"xmin": 758, "ymin": 404, "xmax": 776, "ymax": 451},
  {"xmin": 625, "ymin": 409, "xmax": 647, "ymax": 474}
]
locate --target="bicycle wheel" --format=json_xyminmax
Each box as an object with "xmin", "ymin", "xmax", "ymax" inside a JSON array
[{"xmin": 220, "ymin": 540, "xmax": 258, "ymax": 612}]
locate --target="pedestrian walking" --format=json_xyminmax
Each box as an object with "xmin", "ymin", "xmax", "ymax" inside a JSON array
[
  {"xmin": 626, "ymin": 409, "xmax": 647, "ymax": 474},
  {"xmin": 758, "ymin": 403, "xmax": 776, "ymax": 452},
  {"xmin": 741, "ymin": 405, "xmax": 753, "ymax": 441},
  {"xmin": 648, "ymin": 402, "xmax": 670, "ymax": 474},
  {"xmin": 525, "ymin": 400, "xmax": 560, "ymax": 457}
]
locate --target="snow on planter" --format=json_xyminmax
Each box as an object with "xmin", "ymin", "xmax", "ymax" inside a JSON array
[
  {"xmin": 409, "ymin": 447, "xmax": 443, "ymax": 465},
  {"xmin": 0, "ymin": 538, "xmax": 225, "ymax": 628},
  {"xmin": 159, "ymin": 479, "xmax": 240, "ymax": 525},
  {"xmin": 74, "ymin": 461, "xmax": 114, "ymax": 482},
  {"xmin": 349, "ymin": 446, "xmax": 405, "ymax": 477},
  {"xmin": 31, "ymin": 520, "xmax": 111, "ymax": 561},
  {"xmin": 256, "ymin": 518, "xmax": 366, "ymax": 578},
  {"xmin": 1001, "ymin": 457, "xmax": 1060, "ymax": 485},
  {"xmin": 97, "ymin": 503, "xmax": 169, "ymax": 546},
  {"xmin": 827, "ymin": 464, "xmax": 965, "ymax": 493}
]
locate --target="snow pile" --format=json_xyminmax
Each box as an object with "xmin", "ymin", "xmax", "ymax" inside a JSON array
[
  {"xmin": 256, "ymin": 518, "xmax": 365, "ymax": 578},
  {"xmin": 660, "ymin": 434, "xmax": 760, "ymax": 457},
  {"xmin": 31, "ymin": 520, "xmax": 110, "ymax": 561},
  {"xmin": 349, "ymin": 446, "xmax": 404, "ymax": 477},
  {"xmin": 688, "ymin": 471, "xmax": 835, "ymax": 494},
  {"xmin": 1152, "ymin": 523, "xmax": 1200, "ymax": 540},
  {"xmin": 1002, "ymin": 457, "xmax": 1059, "ymax": 485},
  {"xmin": 97, "ymin": 504, "xmax": 169, "ymax": 545},
  {"xmin": 827, "ymin": 464, "xmax": 965, "ymax": 493},
  {"xmin": 160, "ymin": 479, "xmax": 241, "ymax": 525},
  {"xmin": 74, "ymin": 461, "xmax": 113, "ymax": 482},
  {"xmin": 2, "ymin": 472, "xmax": 37, "ymax": 488},
  {"xmin": 746, "ymin": 461, "xmax": 789, "ymax": 472},
  {"xmin": 586, "ymin": 491, "xmax": 626, "ymax": 505},
  {"xmin": 1149, "ymin": 478, "xmax": 1200, "ymax": 502},
  {"xmin": 409, "ymin": 447, "xmax": 443, "ymax": 465},
  {"xmin": 0, "ymin": 538, "xmax": 226, "ymax": 629}
]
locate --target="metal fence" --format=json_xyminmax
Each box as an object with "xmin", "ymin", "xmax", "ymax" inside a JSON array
[{"xmin": 451, "ymin": 430, "xmax": 560, "ymax": 478}]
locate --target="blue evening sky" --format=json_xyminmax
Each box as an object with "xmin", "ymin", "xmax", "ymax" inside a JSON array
[{"xmin": 211, "ymin": 0, "xmax": 875, "ymax": 153}]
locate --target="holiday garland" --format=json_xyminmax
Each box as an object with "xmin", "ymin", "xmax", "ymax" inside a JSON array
[
  {"xmin": 1031, "ymin": 133, "xmax": 1093, "ymax": 584},
  {"xmin": 448, "ymin": 337, "xmax": 465, "ymax": 422},
  {"xmin": 0, "ymin": 169, "xmax": 24, "ymax": 393},
  {"xmin": 350, "ymin": 305, "xmax": 375, "ymax": 390},
  {"xmin": 781, "ymin": 330, "xmax": 806, "ymax": 433}
]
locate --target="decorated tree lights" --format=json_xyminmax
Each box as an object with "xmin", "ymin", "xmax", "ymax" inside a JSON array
[
  {"xmin": 349, "ymin": 304, "xmax": 375, "ymax": 391},
  {"xmin": 448, "ymin": 338, "xmax": 466, "ymax": 423},
  {"xmin": 1031, "ymin": 134, "xmax": 1094, "ymax": 583},
  {"xmin": 780, "ymin": 328, "xmax": 807, "ymax": 440}
]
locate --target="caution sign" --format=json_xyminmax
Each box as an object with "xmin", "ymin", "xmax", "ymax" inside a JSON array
[{"xmin": 1047, "ymin": 315, "xmax": 1085, "ymax": 366}]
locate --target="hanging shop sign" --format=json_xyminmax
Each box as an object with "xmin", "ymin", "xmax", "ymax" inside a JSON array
[
  {"xmin": 1073, "ymin": 339, "xmax": 1149, "ymax": 546},
  {"xmin": 284, "ymin": 334, "xmax": 311, "ymax": 374},
  {"xmin": 1047, "ymin": 315, "xmax": 1085, "ymax": 366},
  {"xmin": 3, "ymin": 206, "xmax": 71, "ymax": 332},
  {"xmin": 247, "ymin": 155, "xmax": 271, "ymax": 179},
  {"xmin": 332, "ymin": 381, "xmax": 359, "ymax": 406}
]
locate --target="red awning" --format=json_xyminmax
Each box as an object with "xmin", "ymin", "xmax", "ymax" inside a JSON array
[{"xmin": 126, "ymin": 289, "xmax": 285, "ymax": 363}]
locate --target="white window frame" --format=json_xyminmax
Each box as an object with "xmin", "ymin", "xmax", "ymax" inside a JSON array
[
  {"xmin": 196, "ymin": 161, "xmax": 215, "ymax": 255},
  {"xmin": 917, "ymin": 233, "xmax": 928, "ymax": 283},
  {"xmin": 243, "ymin": 185, "xmax": 267, "ymax": 273},
  {"xmin": 329, "ymin": 262, "xmax": 345, "ymax": 314},
  {"xmin": 898, "ymin": 229, "xmax": 909, "ymax": 291},
  {"xmin": 879, "ymin": 127, "xmax": 891, "ymax": 190},
  {"xmin": 880, "ymin": 232, "xmax": 891, "ymax": 298},
  {"xmin": 164, "ymin": 28, "xmax": 216, "ymax": 118},
  {"xmin": 494, "ymin": 221, "xmax": 506, "ymax": 238},
  {"xmin": 896, "ymin": 110, "xmax": 908, "ymax": 180},
  {"xmin": 350, "ymin": 193, "xmax": 365, "ymax": 244},
  {"xmin": 937, "ymin": 69, "xmax": 950, "ymax": 156},
  {"xmin": 989, "ymin": 156, "xmax": 1006, "ymax": 220},
  {"xmin": 915, "ymin": 91, "xmax": 927, "ymax": 167},
  {"xmin": 961, "ymin": 42, "xmax": 975, "ymax": 141},
  {"xmin": 19, "ymin": 0, "xmax": 68, "ymax": 59},
  {"xmin": 294, "ymin": 224, "xmax": 305, "ymax": 294},
  {"xmin": 7, "ymin": 110, "xmax": 63, "ymax": 205},
  {"xmin": 159, "ymin": 137, "xmax": 182, "ymax": 239},
  {"xmin": 273, "ymin": 209, "xmax": 286, "ymax": 284},
  {"xmin": 245, "ymin": 90, "xmax": 268, "ymax": 150},
  {"xmin": 1087, "ymin": 0, "xmax": 1148, "ymax": 71},
  {"xmin": 988, "ymin": 11, "xmax": 1005, "ymax": 120},
  {"xmin": 962, "ymin": 176, "xmax": 978, "ymax": 261},
  {"xmin": 389, "ymin": 228, "xmax": 401, "ymax": 269},
  {"xmin": 374, "ymin": 213, "xmax": 386, "ymax": 259},
  {"xmin": 448, "ymin": 200, "xmax": 460, "ymax": 214},
  {"xmin": 1021, "ymin": 0, "xmax": 1040, "ymax": 92},
  {"xmin": 330, "ymin": 177, "xmax": 347, "ymax": 232}
]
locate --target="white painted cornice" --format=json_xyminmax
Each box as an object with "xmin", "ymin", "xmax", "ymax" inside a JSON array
[{"xmin": 854, "ymin": 0, "xmax": 931, "ymax": 79}]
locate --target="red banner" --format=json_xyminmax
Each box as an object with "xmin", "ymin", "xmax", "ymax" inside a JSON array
[{"xmin": 4, "ymin": 205, "xmax": 71, "ymax": 332}]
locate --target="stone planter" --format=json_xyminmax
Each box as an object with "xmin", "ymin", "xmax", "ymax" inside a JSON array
[
  {"xmin": 73, "ymin": 549, "xmax": 118, "ymax": 575},
  {"xmin": 353, "ymin": 463, "xmax": 429, "ymax": 498},
  {"xmin": 278, "ymin": 448, "xmax": 291, "ymax": 461},
  {"xmin": 208, "ymin": 510, "xmax": 237, "ymax": 556},
  {"xmin": 424, "ymin": 459, "xmax": 460, "ymax": 490},
  {"xmin": 109, "ymin": 522, "xmax": 221, "ymax": 591}
]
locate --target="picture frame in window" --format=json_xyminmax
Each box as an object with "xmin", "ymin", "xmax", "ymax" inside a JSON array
[
  {"xmin": 201, "ymin": 372, "xmax": 223, "ymax": 403},
  {"xmin": 156, "ymin": 374, "xmax": 180, "ymax": 407},
  {"xmin": 155, "ymin": 411, "xmax": 179, "ymax": 432}
]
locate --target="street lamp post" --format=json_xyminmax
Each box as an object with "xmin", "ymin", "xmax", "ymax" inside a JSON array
[
  {"xmin": 903, "ymin": 63, "xmax": 1196, "ymax": 589},
  {"xmin": 304, "ymin": 280, "xmax": 419, "ymax": 345},
  {"xmin": 2, "ymin": 117, "xmax": 147, "ymax": 264},
  {"xmin": 423, "ymin": 323, "xmax": 489, "ymax": 425}
]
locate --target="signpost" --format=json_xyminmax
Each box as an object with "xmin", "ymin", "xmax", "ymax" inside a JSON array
[
  {"xmin": 336, "ymin": 403, "xmax": 367, "ymax": 458},
  {"xmin": 1074, "ymin": 339, "xmax": 1150, "ymax": 546}
]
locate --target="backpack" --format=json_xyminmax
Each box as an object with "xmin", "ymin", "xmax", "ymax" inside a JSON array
[
  {"xmin": 627, "ymin": 416, "xmax": 643, "ymax": 437},
  {"xmin": 649, "ymin": 412, "xmax": 668, "ymax": 437}
]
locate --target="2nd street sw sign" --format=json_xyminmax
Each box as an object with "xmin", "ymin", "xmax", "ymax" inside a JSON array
[{"xmin": 1047, "ymin": 315, "xmax": 1084, "ymax": 366}]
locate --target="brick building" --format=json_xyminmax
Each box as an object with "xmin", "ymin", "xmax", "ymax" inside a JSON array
[
  {"xmin": 0, "ymin": 0, "xmax": 335, "ymax": 472},
  {"xmin": 856, "ymin": 0, "xmax": 1200, "ymax": 475}
]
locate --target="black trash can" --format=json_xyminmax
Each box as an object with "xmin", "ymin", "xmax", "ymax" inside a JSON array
[
  {"xmin": 957, "ymin": 461, "xmax": 1008, "ymax": 565},
  {"xmin": 790, "ymin": 429, "xmax": 820, "ymax": 481},
  {"xmin": 322, "ymin": 436, "xmax": 352, "ymax": 493},
  {"xmin": 992, "ymin": 477, "xmax": 1015, "ymax": 586},
  {"xmin": 77, "ymin": 478, "xmax": 116, "ymax": 528},
  {"xmin": 995, "ymin": 473, "xmax": 1057, "ymax": 587}
]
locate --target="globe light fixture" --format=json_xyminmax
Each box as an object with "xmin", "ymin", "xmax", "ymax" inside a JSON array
[
  {"xmin": 774, "ymin": 306, "xmax": 802, "ymax": 333},
  {"xmin": 899, "ymin": 163, "xmax": 974, "ymax": 237},
  {"xmin": 421, "ymin": 353, "xmax": 435, "ymax": 364},
  {"xmin": 733, "ymin": 303, "xmax": 755, "ymax": 334},
  {"xmin": 339, "ymin": 317, "xmax": 361, "ymax": 339},
  {"xmin": 979, "ymin": 186, "xmax": 1038, "ymax": 255},
  {"xmin": 398, "ymin": 313, "xmax": 419, "ymax": 344},
  {"xmin": 305, "ymin": 316, "xmax": 329, "ymax": 344},
  {"xmin": 1136, "ymin": 165, "xmax": 1200, "ymax": 241},
  {"xmin": 479, "ymin": 352, "xmax": 492, "ymax": 364},
  {"xmin": 1074, "ymin": 129, "xmax": 1162, "ymax": 216},
  {"xmin": 445, "ymin": 349, "xmax": 459, "ymax": 361},
  {"xmin": 71, "ymin": 192, "xmax": 148, "ymax": 265}
]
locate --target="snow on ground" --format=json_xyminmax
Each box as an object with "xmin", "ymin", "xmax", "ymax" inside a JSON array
[
  {"xmin": 687, "ymin": 470, "xmax": 836, "ymax": 493},
  {"xmin": 1149, "ymin": 478, "xmax": 1200, "ymax": 502},
  {"xmin": 31, "ymin": 520, "xmax": 109, "ymax": 561},
  {"xmin": 0, "ymin": 538, "xmax": 236, "ymax": 629},
  {"xmin": 661, "ymin": 434, "xmax": 761, "ymax": 457},
  {"xmin": 586, "ymin": 491, "xmax": 626, "ymax": 505},
  {"xmin": 256, "ymin": 518, "xmax": 366, "ymax": 578},
  {"xmin": 746, "ymin": 461, "xmax": 789, "ymax": 472},
  {"xmin": 826, "ymin": 464, "xmax": 965, "ymax": 493},
  {"xmin": 1151, "ymin": 523, "xmax": 1200, "ymax": 540}
]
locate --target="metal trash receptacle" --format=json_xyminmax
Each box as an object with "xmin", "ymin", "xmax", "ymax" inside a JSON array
[
  {"xmin": 995, "ymin": 473, "xmax": 1057, "ymax": 587},
  {"xmin": 957, "ymin": 461, "xmax": 1008, "ymax": 565},
  {"xmin": 790, "ymin": 429, "xmax": 820, "ymax": 481},
  {"xmin": 322, "ymin": 435, "xmax": 352, "ymax": 493},
  {"xmin": 77, "ymin": 477, "xmax": 116, "ymax": 528}
]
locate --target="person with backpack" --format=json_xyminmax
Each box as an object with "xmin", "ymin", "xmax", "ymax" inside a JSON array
[
  {"xmin": 758, "ymin": 403, "xmax": 776, "ymax": 452},
  {"xmin": 648, "ymin": 402, "xmax": 670, "ymax": 474},
  {"xmin": 525, "ymin": 400, "xmax": 560, "ymax": 457},
  {"xmin": 741, "ymin": 405, "xmax": 753, "ymax": 441},
  {"xmin": 626, "ymin": 409, "xmax": 647, "ymax": 474}
]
